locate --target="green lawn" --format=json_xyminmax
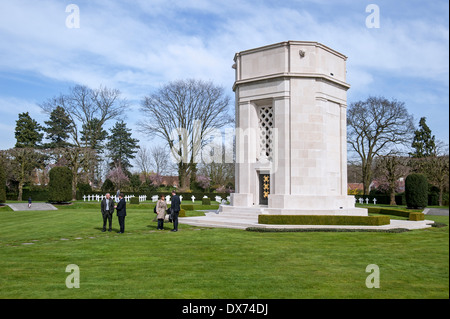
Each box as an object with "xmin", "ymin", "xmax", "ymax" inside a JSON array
[{"xmin": 0, "ymin": 202, "xmax": 448, "ymax": 299}]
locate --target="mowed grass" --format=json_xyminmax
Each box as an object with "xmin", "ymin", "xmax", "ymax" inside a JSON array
[{"xmin": 0, "ymin": 203, "xmax": 448, "ymax": 299}]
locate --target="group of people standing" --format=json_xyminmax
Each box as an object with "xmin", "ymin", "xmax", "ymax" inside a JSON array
[{"xmin": 100, "ymin": 191, "xmax": 181, "ymax": 233}]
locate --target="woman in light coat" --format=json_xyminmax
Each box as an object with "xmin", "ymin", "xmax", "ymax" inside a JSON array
[{"xmin": 156, "ymin": 195, "xmax": 168, "ymax": 230}]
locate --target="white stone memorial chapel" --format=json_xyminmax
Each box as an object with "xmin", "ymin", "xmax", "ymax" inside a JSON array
[{"xmin": 222, "ymin": 41, "xmax": 367, "ymax": 216}]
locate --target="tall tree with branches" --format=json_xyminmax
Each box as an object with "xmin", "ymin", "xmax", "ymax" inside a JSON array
[
  {"xmin": 139, "ymin": 79, "xmax": 232, "ymax": 189},
  {"xmin": 347, "ymin": 96, "xmax": 415, "ymax": 195},
  {"xmin": 43, "ymin": 106, "xmax": 73, "ymax": 149},
  {"xmin": 39, "ymin": 84, "xmax": 128, "ymax": 192},
  {"xmin": 15, "ymin": 112, "xmax": 43, "ymax": 148},
  {"xmin": 106, "ymin": 120, "xmax": 139, "ymax": 174},
  {"xmin": 410, "ymin": 117, "xmax": 436, "ymax": 158},
  {"xmin": 40, "ymin": 85, "xmax": 128, "ymax": 149},
  {"xmin": 374, "ymin": 154, "xmax": 410, "ymax": 205}
]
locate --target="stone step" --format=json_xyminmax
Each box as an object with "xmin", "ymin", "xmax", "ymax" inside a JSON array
[
  {"xmin": 207, "ymin": 212, "xmax": 260, "ymax": 220},
  {"xmin": 179, "ymin": 215, "xmax": 434, "ymax": 231},
  {"xmin": 179, "ymin": 216, "xmax": 258, "ymax": 229},
  {"xmin": 219, "ymin": 205, "xmax": 263, "ymax": 213}
]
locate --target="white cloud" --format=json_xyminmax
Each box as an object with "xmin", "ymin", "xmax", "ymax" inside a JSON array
[
  {"xmin": 2, "ymin": 0, "xmax": 446, "ymax": 94},
  {"xmin": 0, "ymin": 0, "xmax": 448, "ymax": 146}
]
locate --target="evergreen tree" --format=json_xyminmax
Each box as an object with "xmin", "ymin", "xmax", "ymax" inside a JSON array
[
  {"xmin": 405, "ymin": 173, "xmax": 428, "ymax": 209},
  {"xmin": 80, "ymin": 118, "xmax": 108, "ymax": 153},
  {"xmin": 43, "ymin": 106, "xmax": 73, "ymax": 148},
  {"xmin": 48, "ymin": 166, "xmax": 73, "ymax": 203},
  {"xmin": 410, "ymin": 117, "xmax": 436, "ymax": 158},
  {"xmin": 106, "ymin": 121, "xmax": 139, "ymax": 173},
  {"xmin": 15, "ymin": 112, "xmax": 43, "ymax": 148}
]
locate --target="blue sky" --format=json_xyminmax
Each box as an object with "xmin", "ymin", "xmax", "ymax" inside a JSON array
[{"xmin": 0, "ymin": 0, "xmax": 448, "ymax": 153}]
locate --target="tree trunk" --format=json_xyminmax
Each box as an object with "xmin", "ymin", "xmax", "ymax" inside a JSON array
[
  {"xmin": 17, "ymin": 181, "xmax": 24, "ymax": 202},
  {"xmin": 178, "ymin": 162, "xmax": 190, "ymax": 190},
  {"xmin": 189, "ymin": 162, "xmax": 197, "ymax": 188},
  {"xmin": 72, "ymin": 170, "xmax": 78, "ymax": 201},
  {"xmin": 389, "ymin": 189, "xmax": 397, "ymax": 206},
  {"xmin": 362, "ymin": 164, "xmax": 372, "ymax": 195}
]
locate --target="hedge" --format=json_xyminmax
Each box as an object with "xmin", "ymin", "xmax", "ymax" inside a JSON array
[
  {"xmin": 129, "ymin": 197, "xmax": 140, "ymax": 205},
  {"xmin": 48, "ymin": 167, "xmax": 72, "ymax": 203},
  {"xmin": 181, "ymin": 204, "xmax": 194, "ymax": 211},
  {"xmin": 258, "ymin": 215, "xmax": 390, "ymax": 226},
  {"xmin": 409, "ymin": 212, "xmax": 425, "ymax": 221},
  {"xmin": 405, "ymin": 173, "xmax": 428, "ymax": 208},
  {"xmin": 366, "ymin": 207, "xmax": 425, "ymax": 221}
]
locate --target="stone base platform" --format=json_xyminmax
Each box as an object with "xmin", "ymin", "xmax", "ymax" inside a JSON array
[
  {"xmin": 6, "ymin": 203, "xmax": 58, "ymax": 211},
  {"xmin": 178, "ymin": 207, "xmax": 434, "ymax": 231}
]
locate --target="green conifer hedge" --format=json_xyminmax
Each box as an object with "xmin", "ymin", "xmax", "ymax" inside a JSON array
[
  {"xmin": 48, "ymin": 166, "xmax": 73, "ymax": 203},
  {"xmin": 405, "ymin": 173, "xmax": 428, "ymax": 209}
]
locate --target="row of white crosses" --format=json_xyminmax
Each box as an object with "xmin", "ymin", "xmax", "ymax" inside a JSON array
[
  {"xmin": 356, "ymin": 197, "xmax": 377, "ymax": 205},
  {"xmin": 149, "ymin": 194, "xmax": 232, "ymax": 204},
  {"xmin": 83, "ymin": 194, "xmax": 147, "ymax": 202},
  {"xmin": 83, "ymin": 194, "xmax": 233, "ymax": 204}
]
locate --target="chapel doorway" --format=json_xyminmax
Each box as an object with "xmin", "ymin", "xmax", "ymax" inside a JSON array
[{"xmin": 259, "ymin": 173, "xmax": 270, "ymax": 205}]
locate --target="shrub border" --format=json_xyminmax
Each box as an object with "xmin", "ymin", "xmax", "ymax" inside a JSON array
[
  {"xmin": 366, "ymin": 207, "xmax": 425, "ymax": 221},
  {"xmin": 257, "ymin": 214, "xmax": 390, "ymax": 226}
]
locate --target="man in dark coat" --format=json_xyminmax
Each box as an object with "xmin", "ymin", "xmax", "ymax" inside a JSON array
[
  {"xmin": 170, "ymin": 190, "xmax": 181, "ymax": 232},
  {"xmin": 115, "ymin": 193, "xmax": 126, "ymax": 233},
  {"xmin": 100, "ymin": 193, "xmax": 115, "ymax": 232}
]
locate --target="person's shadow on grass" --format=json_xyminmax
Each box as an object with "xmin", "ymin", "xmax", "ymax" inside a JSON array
[{"xmin": 94, "ymin": 227, "xmax": 118, "ymax": 232}]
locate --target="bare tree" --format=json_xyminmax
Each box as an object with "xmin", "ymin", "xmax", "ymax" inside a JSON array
[
  {"xmin": 39, "ymin": 85, "xmax": 128, "ymax": 192},
  {"xmin": 374, "ymin": 154, "xmax": 410, "ymax": 205},
  {"xmin": 51, "ymin": 147, "xmax": 97, "ymax": 200},
  {"xmin": 425, "ymin": 155, "xmax": 449, "ymax": 206},
  {"xmin": 149, "ymin": 146, "xmax": 172, "ymax": 176},
  {"xmin": 40, "ymin": 85, "xmax": 128, "ymax": 148},
  {"xmin": 347, "ymin": 96, "xmax": 415, "ymax": 195},
  {"xmin": 135, "ymin": 145, "xmax": 174, "ymax": 179},
  {"xmin": 411, "ymin": 141, "xmax": 449, "ymax": 206},
  {"xmin": 198, "ymin": 141, "xmax": 234, "ymax": 190},
  {"xmin": 2, "ymin": 148, "xmax": 46, "ymax": 201},
  {"xmin": 134, "ymin": 145, "xmax": 153, "ymax": 178},
  {"xmin": 139, "ymin": 79, "xmax": 233, "ymax": 189}
]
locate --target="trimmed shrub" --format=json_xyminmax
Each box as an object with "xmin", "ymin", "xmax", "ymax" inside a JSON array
[
  {"xmin": 181, "ymin": 204, "xmax": 194, "ymax": 211},
  {"xmin": 179, "ymin": 209, "xmax": 186, "ymax": 217},
  {"xmin": 130, "ymin": 197, "xmax": 139, "ymax": 205},
  {"xmin": 367, "ymin": 207, "xmax": 425, "ymax": 221},
  {"xmin": 101, "ymin": 179, "xmax": 115, "ymax": 192},
  {"xmin": 367, "ymin": 207, "xmax": 410, "ymax": 218},
  {"xmin": 405, "ymin": 174, "xmax": 428, "ymax": 209},
  {"xmin": 202, "ymin": 198, "xmax": 211, "ymax": 205},
  {"xmin": 48, "ymin": 166, "xmax": 72, "ymax": 203},
  {"xmin": 409, "ymin": 212, "xmax": 425, "ymax": 221},
  {"xmin": 258, "ymin": 215, "xmax": 390, "ymax": 226},
  {"xmin": 77, "ymin": 182, "xmax": 92, "ymax": 196}
]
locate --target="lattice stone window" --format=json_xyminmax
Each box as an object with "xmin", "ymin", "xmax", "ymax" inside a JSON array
[{"xmin": 258, "ymin": 105, "xmax": 274, "ymax": 161}]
